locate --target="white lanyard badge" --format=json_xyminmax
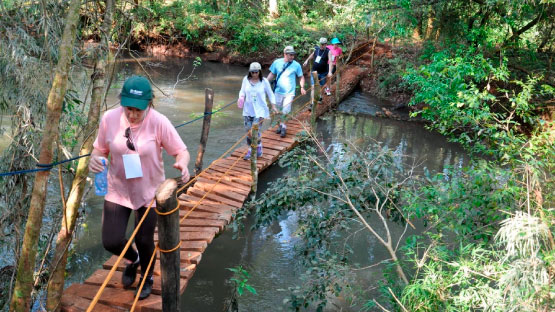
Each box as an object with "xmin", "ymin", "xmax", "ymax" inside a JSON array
[
  {"xmin": 122, "ymin": 153, "xmax": 143, "ymax": 179},
  {"xmin": 122, "ymin": 108, "xmax": 146, "ymax": 179}
]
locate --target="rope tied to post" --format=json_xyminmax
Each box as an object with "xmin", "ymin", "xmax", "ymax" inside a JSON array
[
  {"xmin": 157, "ymin": 241, "xmax": 182, "ymax": 253},
  {"xmin": 154, "ymin": 205, "xmax": 180, "ymax": 216}
]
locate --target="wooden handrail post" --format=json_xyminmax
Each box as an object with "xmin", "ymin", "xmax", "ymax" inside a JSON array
[
  {"xmin": 155, "ymin": 179, "xmax": 180, "ymax": 312},
  {"xmin": 250, "ymin": 123, "xmax": 259, "ymax": 195},
  {"xmin": 311, "ymin": 71, "xmax": 320, "ymax": 127},
  {"xmin": 194, "ymin": 88, "xmax": 214, "ymax": 175},
  {"xmin": 335, "ymin": 61, "xmax": 341, "ymax": 103}
]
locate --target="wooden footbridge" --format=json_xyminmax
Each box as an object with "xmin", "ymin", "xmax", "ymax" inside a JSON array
[
  {"xmin": 60, "ymin": 117, "xmax": 309, "ymax": 312},
  {"xmin": 58, "ymin": 40, "xmax": 375, "ymax": 312}
]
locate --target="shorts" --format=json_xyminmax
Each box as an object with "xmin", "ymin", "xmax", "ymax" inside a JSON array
[
  {"xmin": 310, "ymin": 72, "xmax": 328, "ymax": 86},
  {"xmin": 275, "ymin": 93, "xmax": 295, "ymax": 115},
  {"xmin": 244, "ymin": 116, "xmax": 263, "ymax": 132}
]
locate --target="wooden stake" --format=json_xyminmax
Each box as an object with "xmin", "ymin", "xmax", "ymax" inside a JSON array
[
  {"xmin": 250, "ymin": 123, "xmax": 259, "ymax": 195},
  {"xmin": 194, "ymin": 88, "xmax": 214, "ymax": 175},
  {"xmin": 335, "ymin": 61, "xmax": 341, "ymax": 103},
  {"xmin": 311, "ymin": 71, "xmax": 320, "ymax": 127},
  {"xmin": 155, "ymin": 179, "xmax": 181, "ymax": 312}
]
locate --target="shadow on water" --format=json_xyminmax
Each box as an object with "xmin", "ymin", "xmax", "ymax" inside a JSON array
[{"xmin": 59, "ymin": 55, "xmax": 467, "ymax": 311}]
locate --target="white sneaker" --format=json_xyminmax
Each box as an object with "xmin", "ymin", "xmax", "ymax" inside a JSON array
[{"xmin": 325, "ymin": 87, "xmax": 331, "ymax": 96}]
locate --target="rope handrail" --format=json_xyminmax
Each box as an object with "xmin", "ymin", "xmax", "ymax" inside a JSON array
[
  {"xmin": 87, "ymin": 40, "xmax": 375, "ymax": 311},
  {"xmin": 0, "ymin": 99, "xmax": 236, "ymax": 178}
]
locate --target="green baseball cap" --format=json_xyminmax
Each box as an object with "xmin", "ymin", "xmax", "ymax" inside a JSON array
[{"xmin": 120, "ymin": 75, "xmax": 153, "ymax": 110}]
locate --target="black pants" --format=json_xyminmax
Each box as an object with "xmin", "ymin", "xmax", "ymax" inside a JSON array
[{"xmin": 102, "ymin": 200, "xmax": 157, "ymax": 278}]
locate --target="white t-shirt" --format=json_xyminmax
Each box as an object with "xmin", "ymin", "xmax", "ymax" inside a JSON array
[{"xmin": 238, "ymin": 77, "xmax": 276, "ymax": 119}]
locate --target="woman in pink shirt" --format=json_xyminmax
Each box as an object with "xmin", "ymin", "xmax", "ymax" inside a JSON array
[
  {"xmin": 326, "ymin": 37, "xmax": 343, "ymax": 96},
  {"xmin": 89, "ymin": 75, "xmax": 190, "ymax": 300}
]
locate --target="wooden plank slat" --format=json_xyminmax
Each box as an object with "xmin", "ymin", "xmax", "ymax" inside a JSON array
[
  {"xmin": 196, "ymin": 176, "xmax": 251, "ymax": 193},
  {"xmin": 103, "ymin": 256, "xmax": 196, "ymax": 279},
  {"xmin": 192, "ymin": 180, "xmax": 249, "ymax": 202},
  {"xmin": 202, "ymin": 169, "xmax": 253, "ymax": 186},
  {"xmin": 84, "ymin": 269, "xmax": 188, "ymax": 296},
  {"xmin": 60, "ymin": 293, "xmax": 122, "ymax": 312},
  {"xmin": 64, "ymin": 283, "xmax": 162, "ymax": 312},
  {"xmin": 187, "ymin": 188, "xmax": 244, "ymax": 208}
]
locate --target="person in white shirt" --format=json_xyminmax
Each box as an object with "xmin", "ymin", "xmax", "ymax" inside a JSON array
[{"xmin": 237, "ymin": 62, "xmax": 277, "ymax": 160}]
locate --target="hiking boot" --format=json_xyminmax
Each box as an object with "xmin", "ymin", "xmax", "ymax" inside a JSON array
[
  {"xmin": 280, "ymin": 125, "xmax": 287, "ymax": 138},
  {"xmin": 243, "ymin": 149, "xmax": 251, "ymax": 160},
  {"xmin": 325, "ymin": 87, "xmax": 331, "ymax": 96},
  {"xmin": 275, "ymin": 124, "xmax": 281, "ymax": 134},
  {"xmin": 135, "ymin": 276, "xmax": 153, "ymax": 300},
  {"xmin": 257, "ymin": 143, "xmax": 263, "ymax": 157},
  {"xmin": 122, "ymin": 259, "xmax": 139, "ymax": 288}
]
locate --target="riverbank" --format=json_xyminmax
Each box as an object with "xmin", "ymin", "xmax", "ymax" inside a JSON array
[{"xmin": 114, "ymin": 38, "xmax": 416, "ymax": 121}]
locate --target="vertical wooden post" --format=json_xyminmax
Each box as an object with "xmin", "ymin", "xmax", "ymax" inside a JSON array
[
  {"xmin": 250, "ymin": 123, "xmax": 259, "ymax": 195},
  {"xmin": 335, "ymin": 61, "xmax": 341, "ymax": 103},
  {"xmin": 155, "ymin": 179, "xmax": 180, "ymax": 312},
  {"xmin": 311, "ymin": 71, "xmax": 320, "ymax": 127},
  {"xmin": 194, "ymin": 88, "xmax": 214, "ymax": 175},
  {"xmin": 371, "ymin": 37, "xmax": 377, "ymax": 69}
]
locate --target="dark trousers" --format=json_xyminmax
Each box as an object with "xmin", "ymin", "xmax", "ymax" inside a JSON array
[{"xmin": 102, "ymin": 200, "xmax": 157, "ymax": 278}]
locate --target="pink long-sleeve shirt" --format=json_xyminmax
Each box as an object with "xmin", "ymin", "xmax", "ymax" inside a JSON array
[{"xmin": 93, "ymin": 106, "xmax": 187, "ymax": 209}]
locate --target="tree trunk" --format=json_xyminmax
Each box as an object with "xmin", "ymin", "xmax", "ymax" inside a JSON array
[
  {"xmin": 269, "ymin": 0, "xmax": 278, "ymax": 18},
  {"xmin": 9, "ymin": 0, "xmax": 82, "ymax": 310},
  {"xmin": 45, "ymin": 1, "xmax": 113, "ymax": 310}
]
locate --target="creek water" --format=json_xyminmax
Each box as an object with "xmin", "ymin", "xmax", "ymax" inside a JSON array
[{"xmin": 2, "ymin": 55, "xmax": 466, "ymax": 310}]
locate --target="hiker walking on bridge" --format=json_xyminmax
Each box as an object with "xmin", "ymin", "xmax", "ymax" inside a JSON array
[
  {"xmin": 326, "ymin": 37, "xmax": 343, "ymax": 96},
  {"xmin": 237, "ymin": 62, "xmax": 277, "ymax": 160},
  {"xmin": 267, "ymin": 45, "xmax": 306, "ymax": 138},
  {"xmin": 303, "ymin": 37, "xmax": 330, "ymax": 99},
  {"xmin": 89, "ymin": 75, "xmax": 191, "ymax": 300}
]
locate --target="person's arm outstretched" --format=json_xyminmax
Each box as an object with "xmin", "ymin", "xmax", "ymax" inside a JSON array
[{"xmin": 173, "ymin": 149, "xmax": 190, "ymax": 183}]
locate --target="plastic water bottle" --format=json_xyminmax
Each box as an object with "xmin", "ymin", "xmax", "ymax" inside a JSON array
[{"xmin": 94, "ymin": 158, "xmax": 108, "ymax": 196}]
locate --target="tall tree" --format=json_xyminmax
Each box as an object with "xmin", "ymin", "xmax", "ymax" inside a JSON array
[
  {"xmin": 9, "ymin": 0, "xmax": 82, "ymax": 310},
  {"xmin": 45, "ymin": 0, "xmax": 113, "ymax": 310}
]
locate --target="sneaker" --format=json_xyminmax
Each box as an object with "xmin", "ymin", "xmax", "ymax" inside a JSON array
[
  {"xmin": 280, "ymin": 125, "xmax": 287, "ymax": 138},
  {"xmin": 325, "ymin": 87, "xmax": 331, "ymax": 96},
  {"xmin": 122, "ymin": 259, "xmax": 139, "ymax": 288},
  {"xmin": 257, "ymin": 143, "xmax": 263, "ymax": 157},
  {"xmin": 135, "ymin": 276, "xmax": 153, "ymax": 300},
  {"xmin": 243, "ymin": 149, "xmax": 251, "ymax": 160},
  {"xmin": 275, "ymin": 124, "xmax": 281, "ymax": 134}
]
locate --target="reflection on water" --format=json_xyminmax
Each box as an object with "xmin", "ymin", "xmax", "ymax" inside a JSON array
[{"xmin": 61, "ymin": 55, "xmax": 466, "ymax": 311}]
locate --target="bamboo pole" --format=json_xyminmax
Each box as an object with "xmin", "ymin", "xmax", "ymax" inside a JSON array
[
  {"xmin": 155, "ymin": 179, "xmax": 181, "ymax": 312},
  {"xmin": 194, "ymin": 88, "xmax": 214, "ymax": 175},
  {"xmin": 250, "ymin": 123, "xmax": 259, "ymax": 195}
]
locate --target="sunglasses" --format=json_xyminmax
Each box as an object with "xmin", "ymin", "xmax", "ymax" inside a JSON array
[
  {"xmin": 250, "ymin": 71, "xmax": 259, "ymax": 74},
  {"xmin": 124, "ymin": 127, "xmax": 135, "ymax": 151}
]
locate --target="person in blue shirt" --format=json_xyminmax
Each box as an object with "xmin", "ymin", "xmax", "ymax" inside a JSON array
[{"xmin": 267, "ymin": 46, "xmax": 306, "ymax": 138}]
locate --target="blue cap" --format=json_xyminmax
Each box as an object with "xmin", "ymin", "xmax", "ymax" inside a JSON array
[{"xmin": 330, "ymin": 38, "xmax": 341, "ymax": 44}]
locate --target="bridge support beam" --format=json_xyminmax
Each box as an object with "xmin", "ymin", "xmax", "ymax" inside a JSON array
[{"xmin": 155, "ymin": 179, "xmax": 181, "ymax": 312}]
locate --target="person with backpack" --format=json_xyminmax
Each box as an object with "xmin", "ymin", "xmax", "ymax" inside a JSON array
[
  {"xmin": 267, "ymin": 46, "xmax": 306, "ymax": 138},
  {"xmin": 303, "ymin": 37, "xmax": 330, "ymax": 98}
]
